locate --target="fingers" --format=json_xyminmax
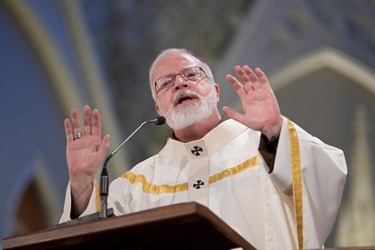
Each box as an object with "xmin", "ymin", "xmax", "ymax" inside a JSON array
[
  {"xmin": 66, "ymin": 105, "xmax": 103, "ymax": 140},
  {"xmin": 83, "ymin": 105, "xmax": 92, "ymax": 136},
  {"xmin": 64, "ymin": 118, "xmax": 73, "ymax": 143},
  {"xmin": 227, "ymin": 65, "xmax": 269, "ymax": 94},
  {"xmin": 91, "ymin": 108, "xmax": 102, "ymax": 138},
  {"xmin": 254, "ymin": 67, "xmax": 271, "ymax": 91},
  {"xmin": 97, "ymin": 134, "xmax": 110, "ymax": 158},
  {"xmin": 226, "ymin": 74, "xmax": 247, "ymax": 95},
  {"xmin": 71, "ymin": 108, "xmax": 82, "ymax": 135},
  {"xmin": 236, "ymin": 65, "xmax": 261, "ymax": 92}
]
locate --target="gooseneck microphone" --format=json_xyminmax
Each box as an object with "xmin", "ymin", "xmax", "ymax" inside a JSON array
[{"xmin": 100, "ymin": 116, "xmax": 166, "ymax": 218}]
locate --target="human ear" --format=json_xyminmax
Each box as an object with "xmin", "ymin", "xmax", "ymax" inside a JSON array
[
  {"xmin": 215, "ymin": 84, "xmax": 220, "ymax": 100},
  {"xmin": 155, "ymin": 102, "xmax": 162, "ymax": 116}
]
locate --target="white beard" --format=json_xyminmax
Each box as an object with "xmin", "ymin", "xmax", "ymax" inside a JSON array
[{"xmin": 160, "ymin": 88, "xmax": 217, "ymax": 130}]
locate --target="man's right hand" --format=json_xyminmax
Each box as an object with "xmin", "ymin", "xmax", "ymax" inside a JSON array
[{"xmin": 64, "ymin": 105, "xmax": 110, "ymax": 217}]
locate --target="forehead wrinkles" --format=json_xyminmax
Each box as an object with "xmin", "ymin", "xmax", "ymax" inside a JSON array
[{"xmin": 152, "ymin": 53, "xmax": 203, "ymax": 82}]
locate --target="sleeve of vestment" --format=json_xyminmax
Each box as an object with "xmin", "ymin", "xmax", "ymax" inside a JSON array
[
  {"xmin": 59, "ymin": 181, "xmax": 98, "ymax": 223},
  {"xmin": 258, "ymin": 133, "xmax": 279, "ymax": 173},
  {"xmin": 266, "ymin": 116, "xmax": 347, "ymax": 248}
]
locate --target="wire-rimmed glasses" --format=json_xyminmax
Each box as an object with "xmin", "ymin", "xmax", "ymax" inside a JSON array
[{"xmin": 154, "ymin": 66, "xmax": 208, "ymax": 94}]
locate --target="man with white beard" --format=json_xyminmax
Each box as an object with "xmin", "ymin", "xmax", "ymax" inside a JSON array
[{"xmin": 60, "ymin": 48, "xmax": 347, "ymax": 249}]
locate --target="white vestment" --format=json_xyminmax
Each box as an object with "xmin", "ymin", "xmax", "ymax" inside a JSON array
[{"xmin": 60, "ymin": 118, "xmax": 347, "ymax": 249}]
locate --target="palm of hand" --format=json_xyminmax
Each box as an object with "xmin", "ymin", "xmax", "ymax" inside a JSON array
[
  {"xmin": 240, "ymin": 87, "xmax": 280, "ymax": 132},
  {"xmin": 224, "ymin": 66, "xmax": 282, "ymax": 138},
  {"xmin": 65, "ymin": 106, "xmax": 110, "ymax": 183},
  {"xmin": 67, "ymin": 135, "xmax": 103, "ymax": 179}
]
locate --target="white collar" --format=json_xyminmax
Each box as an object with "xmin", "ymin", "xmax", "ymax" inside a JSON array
[{"xmin": 159, "ymin": 119, "xmax": 249, "ymax": 161}]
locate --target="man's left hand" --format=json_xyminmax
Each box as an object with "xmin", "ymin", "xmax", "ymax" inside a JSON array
[{"xmin": 223, "ymin": 65, "xmax": 283, "ymax": 140}]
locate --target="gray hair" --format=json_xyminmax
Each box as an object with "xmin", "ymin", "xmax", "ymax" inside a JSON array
[{"xmin": 149, "ymin": 48, "xmax": 215, "ymax": 101}]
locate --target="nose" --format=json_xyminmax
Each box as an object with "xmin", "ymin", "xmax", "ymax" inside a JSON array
[{"xmin": 174, "ymin": 74, "xmax": 189, "ymax": 91}]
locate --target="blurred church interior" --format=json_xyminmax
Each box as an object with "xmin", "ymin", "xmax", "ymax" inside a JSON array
[{"xmin": 1, "ymin": 0, "xmax": 374, "ymax": 247}]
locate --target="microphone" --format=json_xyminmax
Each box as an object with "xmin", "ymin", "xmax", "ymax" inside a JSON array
[{"xmin": 100, "ymin": 116, "xmax": 165, "ymax": 218}]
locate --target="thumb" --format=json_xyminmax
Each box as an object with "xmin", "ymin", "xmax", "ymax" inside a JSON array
[
  {"xmin": 98, "ymin": 135, "xmax": 110, "ymax": 158},
  {"xmin": 223, "ymin": 106, "xmax": 244, "ymax": 123}
]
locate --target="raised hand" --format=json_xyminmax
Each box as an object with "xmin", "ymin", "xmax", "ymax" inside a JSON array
[
  {"xmin": 223, "ymin": 65, "xmax": 282, "ymax": 139},
  {"xmin": 64, "ymin": 105, "xmax": 110, "ymax": 216}
]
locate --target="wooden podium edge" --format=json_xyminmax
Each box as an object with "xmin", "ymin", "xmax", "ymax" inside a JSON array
[{"xmin": 3, "ymin": 202, "xmax": 255, "ymax": 250}]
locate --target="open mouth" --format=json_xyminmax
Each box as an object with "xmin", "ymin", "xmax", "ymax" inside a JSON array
[
  {"xmin": 177, "ymin": 96, "xmax": 195, "ymax": 104},
  {"xmin": 173, "ymin": 91, "xmax": 199, "ymax": 106}
]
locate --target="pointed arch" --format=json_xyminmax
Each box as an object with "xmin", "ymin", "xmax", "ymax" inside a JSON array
[{"xmin": 269, "ymin": 47, "xmax": 375, "ymax": 95}]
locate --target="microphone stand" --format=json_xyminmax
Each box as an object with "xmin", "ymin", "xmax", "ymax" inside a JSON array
[{"xmin": 100, "ymin": 117, "xmax": 165, "ymax": 218}]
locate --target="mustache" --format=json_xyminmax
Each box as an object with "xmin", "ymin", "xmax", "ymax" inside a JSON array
[{"xmin": 172, "ymin": 90, "xmax": 201, "ymax": 106}]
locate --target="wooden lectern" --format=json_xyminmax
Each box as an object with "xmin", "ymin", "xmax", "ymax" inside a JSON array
[{"xmin": 3, "ymin": 202, "xmax": 255, "ymax": 249}]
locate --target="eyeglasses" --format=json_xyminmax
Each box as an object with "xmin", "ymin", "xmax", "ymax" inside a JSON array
[{"xmin": 154, "ymin": 66, "xmax": 208, "ymax": 94}]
